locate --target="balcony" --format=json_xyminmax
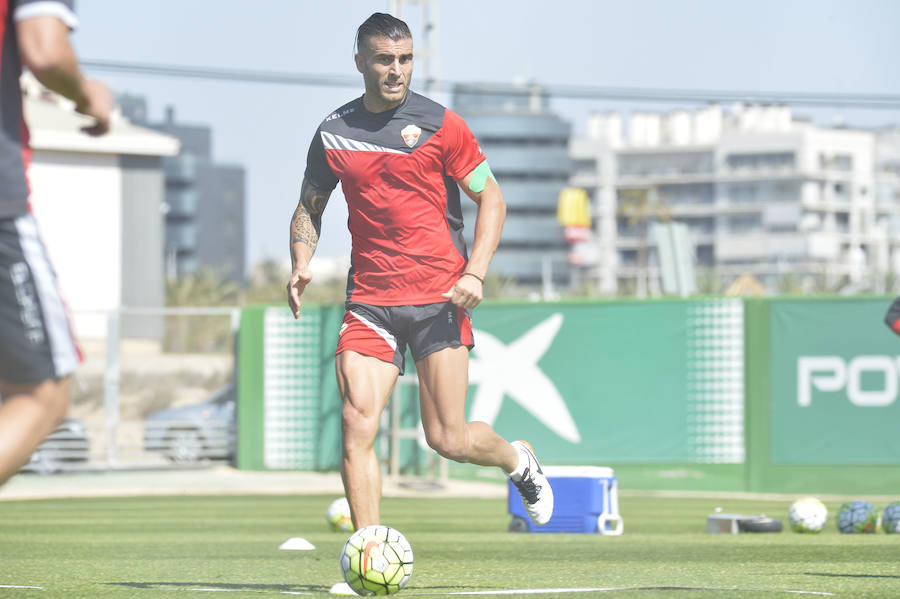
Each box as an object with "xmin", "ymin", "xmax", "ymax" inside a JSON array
[
  {"xmin": 166, "ymin": 224, "xmax": 197, "ymax": 250},
  {"xmin": 166, "ymin": 189, "xmax": 198, "ymax": 217},
  {"xmin": 498, "ymin": 214, "xmax": 566, "ymax": 245},
  {"xmin": 716, "ymin": 233, "xmax": 806, "ymax": 261},
  {"xmin": 490, "ymin": 249, "xmax": 570, "ymax": 281},
  {"xmin": 164, "ymin": 153, "xmax": 198, "ymax": 183},
  {"xmin": 487, "ymin": 180, "xmax": 567, "ymax": 210},
  {"xmin": 486, "ymin": 146, "xmax": 572, "ymax": 177},
  {"xmin": 466, "ymin": 114, "xmax": 570, "ymax": 141}
]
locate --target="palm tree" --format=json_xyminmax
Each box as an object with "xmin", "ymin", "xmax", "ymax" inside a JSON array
[{"xmin": 616, "ymin": 186, "xmax": 671, "ymax": 297}]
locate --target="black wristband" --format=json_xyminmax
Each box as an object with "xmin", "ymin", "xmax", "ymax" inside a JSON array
[{"xmin": 462, "ymin": 272, "xmax": 484, "ymax": 284}]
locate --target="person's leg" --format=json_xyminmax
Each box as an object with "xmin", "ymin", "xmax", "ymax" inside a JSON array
[
  {"xmin": 415, "ymin": 345, "xmax": 517, "ymax": 470},
  {"xmin": 0, "ymin": 377, "xmax": 70, "ymax": 486},
  {"xmin": 416, "ymin": 344, "xmax": 554, "ymax": 526},
  {"xmin": 336, "ymin": 350, "xmax": 399, "ymax": 529}
]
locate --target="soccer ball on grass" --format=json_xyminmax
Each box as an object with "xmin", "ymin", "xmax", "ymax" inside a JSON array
[
  {"xmin": 340, "ymin": 525, "xmax": 413, "ymax": 595},
  {"xmin": 788, "ymin": 497, "xmax": 827, "ymax": 533},
  {"xmin": 837, "ymin": 500, "xmax": 879, "ymax": 534},
  {"xmin": 327, "ymin": 497, "xmax": 353, "ymax": 532},
  {"xmin": 881, "ymin": 501, "xmax": 900, "ymax": 534}
]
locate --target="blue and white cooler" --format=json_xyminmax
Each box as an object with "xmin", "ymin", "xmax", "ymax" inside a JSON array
[{"xmin": 507, "ymin": 466, "xmax": 623, "ymax": 535}]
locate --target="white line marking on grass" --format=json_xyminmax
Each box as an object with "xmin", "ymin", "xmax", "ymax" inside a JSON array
[
  {"xmin": 408, "ymin": 587, "xmax": 834, "ymax": 596},
  {"xmin": 436, "ymin": 589, "xmax": 622, "ymax": 595},
  {"xmin": 187, "ymin": 589, "xmax": 310, "ymax": 595},
  {"xmin": 0, "ymin": 585, "xmax": 44, "ymax": 590}
]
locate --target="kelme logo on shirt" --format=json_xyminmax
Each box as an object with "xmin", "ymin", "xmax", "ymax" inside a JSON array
[{"xmin": 401, "ymin": 124, "xmax": 422, "ymax": 148}]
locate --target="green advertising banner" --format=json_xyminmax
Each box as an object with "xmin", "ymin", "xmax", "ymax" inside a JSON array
[
  {"xmin": 239, "ymin": 299, "xmax": 746, "ymax": 474},
  {"xmin": 237, "ymin": 296, "xmax": 900, "ymax": 493},
  {"xmin": 464, "ymin": 299, "xmax": 745, "ymax": 465},
  {"xmin": 769, "ymin": 298, "xmax": 900, "ymax": 464}
]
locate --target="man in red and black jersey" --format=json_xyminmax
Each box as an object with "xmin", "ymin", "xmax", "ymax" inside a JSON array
[
  {"xmin": 0, "ymin": 0, "xmax": 111, "ymax": 486},
  {"xmin": 288, "ymin": 13, "xmax": 553, "ymax": 531}
]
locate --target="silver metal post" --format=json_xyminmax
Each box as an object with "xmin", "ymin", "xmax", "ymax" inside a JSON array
[{"xmin": 103, "ymin": 310, "xmax": 121, "ymax": 467}]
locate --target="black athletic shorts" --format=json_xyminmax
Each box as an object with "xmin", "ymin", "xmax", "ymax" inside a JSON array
[
  {"xmin": 336, "ymin": 301, "xmax": 474, "ymax": 375},
  {"xmin": 0, "ymin": 214, "xmax": 79, "ymax": 384}
]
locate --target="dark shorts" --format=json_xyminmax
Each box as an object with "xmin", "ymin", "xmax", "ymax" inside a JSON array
[
  {"xmin": 336, "ymin": 301, "xmax": 474, "ymax": 375},
  {"xmin": 0, "ymin": 214, "xmax": 79, "ymax": 384}
]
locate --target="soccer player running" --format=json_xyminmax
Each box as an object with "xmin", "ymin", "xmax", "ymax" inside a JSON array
[
  {"xmin": 0, "ymin": 0, "xmax": 112, "ymax": 486},
  {"xmin": 287, "ymin": 13, "xmax": 553, "ymax": 531}
]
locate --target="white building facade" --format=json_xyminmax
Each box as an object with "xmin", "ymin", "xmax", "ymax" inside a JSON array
[
  {"xmin": 22, "ymin": 76, "xmax": 179, "ymax": 339},
  {"xmin": 571, "ymin": 104, "xmax": 900, "ymax": 295}
]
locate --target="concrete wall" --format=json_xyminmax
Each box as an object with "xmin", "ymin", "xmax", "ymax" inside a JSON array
[
  {"xmin": 120, "ymin": 155, "xmax": 166, "ymax": 339},
  {"xmin": 28, "ymin": 150, "xmax": 122, "ymax": 339}
]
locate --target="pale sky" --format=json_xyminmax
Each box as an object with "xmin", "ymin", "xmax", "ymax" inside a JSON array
[{"xmin": 71, "ymin": 0, "xmax": 900, "ymax": 269}]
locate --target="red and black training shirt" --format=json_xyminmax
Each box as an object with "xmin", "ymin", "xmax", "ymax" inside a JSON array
[{"xmin": 304, "ymin": 91, "xmax": 486, "ymax": 306}]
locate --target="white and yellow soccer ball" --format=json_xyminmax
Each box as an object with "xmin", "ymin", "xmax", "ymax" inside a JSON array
[
  {"xmin": 340, "ymin": 525, "xmax": 413, "ymax": 595},
  {"xmin": 788, "ymin": 497, "xmax": 828, "ymax": 533},
  {"xmin": 327, "ymin": 497, "xmax": 353, "ymax": 532}
]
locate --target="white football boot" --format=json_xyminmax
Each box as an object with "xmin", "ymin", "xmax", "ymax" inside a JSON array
[{"xmin": 509, "ymin": 440, "xmax": 554, "ymax": 526}]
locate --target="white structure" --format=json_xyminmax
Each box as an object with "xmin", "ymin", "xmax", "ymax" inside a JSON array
[
  {"xmin": 22, "ymin": 74, "xmax": 179, "ymax": 338},
  {"xmin": 571, "ymin": 104, "xmax": 900, "ymax": 294}
]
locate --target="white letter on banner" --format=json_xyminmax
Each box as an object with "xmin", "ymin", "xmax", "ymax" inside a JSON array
[
  {"xmin": 847, "ymin": 356, "xmax": 897, "ymax": 407},
  {"xmin": 797, "ymin": 356, "xmax": 846, "ymax": 407}
]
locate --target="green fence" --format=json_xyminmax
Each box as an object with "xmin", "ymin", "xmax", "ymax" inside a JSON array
[{"xmin": 237, "ymin": 296, "xmax": 900, "ymax": 494}]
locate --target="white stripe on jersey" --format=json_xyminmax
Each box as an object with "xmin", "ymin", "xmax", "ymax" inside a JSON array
[
  {"xmin": 348, "ymin": 310, "xmax": 397, "ymax": 351},
  {"xmin": 321, "ymin": 131, "xmax": 406, "ymax": 155},
  {"xmin": 13, "ymin": 1, "xmax": 79, "ymax": 29},
  {"xmin": 15, "ymin": 214, "xmax": 78, "ymax": 378}
]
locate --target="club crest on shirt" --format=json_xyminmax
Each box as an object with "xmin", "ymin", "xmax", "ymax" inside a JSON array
[{"xmin": 401, "ymin": 124, "xmax": 422, "ymax": 148}]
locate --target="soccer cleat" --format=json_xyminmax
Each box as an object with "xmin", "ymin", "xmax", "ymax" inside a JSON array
[{"xmin": 509, "ymin": 440, "xmax": 553, "ymax": 526}]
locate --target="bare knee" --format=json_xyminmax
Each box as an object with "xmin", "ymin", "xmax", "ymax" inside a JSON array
[
  {"xmin": 341, "ymin": 400, "xmax": 379, "ymax": 450},
  {"xmin": 425, "ymin": 429, "xmax": 468, "ymax": 463}
]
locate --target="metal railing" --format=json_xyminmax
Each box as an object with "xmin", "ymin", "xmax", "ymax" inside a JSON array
[
  {"xmin": 379, "ymin": 374, "xmax": 448, "ymax": 486},
  {"xmin": 22, "ymin": 307, "xmax": 240, "ymax": 474}
]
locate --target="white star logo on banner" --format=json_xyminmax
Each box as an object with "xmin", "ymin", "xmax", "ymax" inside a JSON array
[{"xmin": 468, "ymin": 313, "xmax": 581, "ymax": 444}]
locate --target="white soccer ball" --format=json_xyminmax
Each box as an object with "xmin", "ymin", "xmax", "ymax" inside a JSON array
[
  {"xmin": 881, "ymin": 501, "xmax": 900, "ymax": 534},
  {"xmin": 340, "ymin": 525, "xmax": 413, "ymax": 595},
  {"xmin": 788, "ymin": 497, "xmax": 828, "ymax": 533},
  {"xmin": 327, "ymin": 497, "xmax": 353, "ymax": 532}
]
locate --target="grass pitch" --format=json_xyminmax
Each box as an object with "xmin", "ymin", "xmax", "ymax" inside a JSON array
[{"xmin": 0, "ymin": 492, "xmax": 898, "ymax": 598}]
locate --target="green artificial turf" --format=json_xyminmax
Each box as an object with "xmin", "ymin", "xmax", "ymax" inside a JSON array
[{"xmin": 0, "ymin": 493, "xmax": 898, "ymax": 598}]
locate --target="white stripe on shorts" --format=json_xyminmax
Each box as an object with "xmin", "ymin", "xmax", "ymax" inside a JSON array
[
  {"xmin": 348, "ymin": 310, "xmax": 398, "ymax": 352},
  {"xmin": 15, "ymin": 214, "xmax": 78, "ymax": 378}
]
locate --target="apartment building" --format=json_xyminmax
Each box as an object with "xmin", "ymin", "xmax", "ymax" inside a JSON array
[
  {"xmin": 120, "ymin": 98, "xmax": 246, "ymax": 284},
  {"xmin": 453, "ymin": 83, "xmax": 572, "ymax": 288},
  {"xmin": 571, "ymin": 104, "xmax": 900, "ymax": 294}
]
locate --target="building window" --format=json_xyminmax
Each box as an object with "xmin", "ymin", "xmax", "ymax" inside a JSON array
[
  {"xmin": 726, "ymin": 152, "xmax": 795, "ymax": 172},
  {"xmin": 820, "ymin": 153, "xmax": 853, "ymax": 172},
  {"xmin": 836, "ymin": 212, "xmax": 850, "ymax": 233},
  {"xmin": 729, "ymin": 214, "xmax": 762, "ymax": 233},
  {"xmin": 729, "ymin": 183, "xmax": 759, "ymax": 204},
  {"xmin": 618, "ymin": 250, "xmax": 638, "ymax": 267}
]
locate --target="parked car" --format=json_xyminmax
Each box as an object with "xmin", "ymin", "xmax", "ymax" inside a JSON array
[
  {"xmin": 143, "ymin": 384, "xmax": 236, "ymax": 463},
  {"xmin": 22, "ymin": 418, "xmax": 91, "ymax": 474}
]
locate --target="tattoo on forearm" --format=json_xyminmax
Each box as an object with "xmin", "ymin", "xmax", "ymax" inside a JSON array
[
  {"xmin": 290, "ymin": 180, "xmax": 331, "ymax": 250},
  {"xmin": 291, "ymin": 204, "xmax": 319, "ymax": 248}
]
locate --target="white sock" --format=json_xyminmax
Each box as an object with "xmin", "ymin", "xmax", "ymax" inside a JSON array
[{"xmin": 509, "ymin": 445, "xmax": 528, "ymax": 481}]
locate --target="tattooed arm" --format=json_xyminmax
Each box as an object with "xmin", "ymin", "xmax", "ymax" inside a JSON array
[{"xmin": 287, "ymin": 178, "xmax": 332, "ymax": 318}]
